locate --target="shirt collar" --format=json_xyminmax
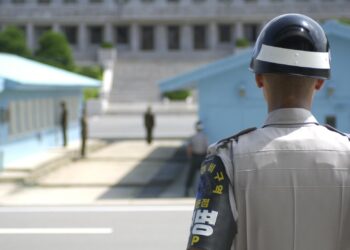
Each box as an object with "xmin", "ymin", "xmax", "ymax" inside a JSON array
[{"xmin": 263, "ymin": 108, "xmax": 319, "ymax": 127}]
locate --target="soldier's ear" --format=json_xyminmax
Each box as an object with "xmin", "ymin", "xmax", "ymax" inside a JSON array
[
  {"xmin": 255, "ymin": 74, "xmax": 264, "ymax": 88},
  {"xmin": 315, "ymin": 79, "xmax": 324, "ymax": 90}
]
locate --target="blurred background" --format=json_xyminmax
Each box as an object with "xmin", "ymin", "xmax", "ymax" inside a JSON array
[{"xmin": 0, "ymin": 0, "xmax": 350, "ymax": 249}]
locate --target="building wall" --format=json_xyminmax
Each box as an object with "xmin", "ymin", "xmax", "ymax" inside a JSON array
[
  {"xmin": 0, "ymin": 88, "xmax": 83, "ymax": 167},
  {"xmin": 1, "ymin": 0, "xmax": 350, "ymax": 63},
  {"xmin": 198, "ymin": 63, "xmax": 266, "ymax": 143},
  {"xmin": 197, "ymin": 49, "xmax": 350, "ymax": 143}
]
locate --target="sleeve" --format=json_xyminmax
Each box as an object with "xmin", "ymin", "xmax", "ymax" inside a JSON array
[{"xmin": 187, "ymin": 155, "xmax": 237, "ymax": 250}]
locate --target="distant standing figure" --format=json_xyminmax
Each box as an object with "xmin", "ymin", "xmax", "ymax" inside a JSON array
[
  {"xmin": 185, "ymin": 121, "xmax": 208, "ymax": 197},
  {"xmin": 144, "ymin": 106, "xmax": 155, "ymax": 144},
  {"xmin": 60, "ymin": 101, "xmax": 68, "ymax": 147},
  {"xmin": 80, "ymin": 103, "xmax": 88, "ymax": 157}
]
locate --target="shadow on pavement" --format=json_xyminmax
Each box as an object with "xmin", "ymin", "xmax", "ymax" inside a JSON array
[{"xmin": 97, "ymin": 144, "xmax": 189, "ymax": 200}]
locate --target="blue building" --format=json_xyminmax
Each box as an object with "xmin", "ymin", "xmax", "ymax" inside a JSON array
[
  {"xmin": 159, "ymin": 20, "xmax": 350, "ymax": 144},
  {"xmin": 0, "ymin": 53, "xmax": 100, "ymax": 168}
]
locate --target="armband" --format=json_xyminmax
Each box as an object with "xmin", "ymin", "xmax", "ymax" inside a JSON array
[{"xmin": 187, "ymin": 155, "xmax": 237, "ymax": 250}]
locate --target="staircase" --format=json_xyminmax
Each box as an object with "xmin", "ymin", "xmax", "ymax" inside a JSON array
[{"xmin": 109, "ymin": 55, "xmax": 223, "ymax": 103}]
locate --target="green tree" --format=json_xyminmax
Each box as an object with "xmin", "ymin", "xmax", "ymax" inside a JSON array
[
  {"xmin": 235, "ymin": 38, "xmax": 250, "ymax": 48},
  {"xmin": 0, "ymin": 26, "xmax": 31, "ymax": 57},
  {"xmin": 35, "ymin": 31, "xmax": 75, "ymax": 70},
  {"xmin": 75, "ymin": 65, "xmax": 103, "ymax": 80}
]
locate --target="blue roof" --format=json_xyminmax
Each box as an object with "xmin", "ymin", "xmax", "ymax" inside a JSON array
[
  {"xmin": 159, "ymin": 20, "xmax": 350, "ymax": 93},
  {"xmin": 0, "ymin": 53, "xmax": 100, "ymax": 90},
  {"xmin": 323, "ymin": 20, "xmax": 350, "ymax": 40}
]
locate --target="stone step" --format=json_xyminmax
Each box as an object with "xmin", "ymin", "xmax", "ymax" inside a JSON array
[
  {"xmin": 110, "ymin": 57, "xmax": 218, "ymax": 103},
  {"xmin": 105, "ymin": 102, "xmax": 198, "ymax": 115},
  {"xmin": 0, "ymin": 140, "xmax": 107, "ymax": 185},
  {"xmin": 0, "ymin": 171, "xmax": 28, "ymax": 183}
]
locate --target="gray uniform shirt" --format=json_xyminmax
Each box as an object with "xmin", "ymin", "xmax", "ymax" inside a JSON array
[
  {"xmin": 204, "ymin": 108, "xmax": 350, "ymax": 250},
  {"xmin": 189, "ymin": 131, "xmax": 208, "ymax": 155}
]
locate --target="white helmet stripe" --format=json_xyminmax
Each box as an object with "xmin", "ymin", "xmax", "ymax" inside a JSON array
[{"xmin": 256, "ymin": 44, "xmax": 330, "ymax": 69}]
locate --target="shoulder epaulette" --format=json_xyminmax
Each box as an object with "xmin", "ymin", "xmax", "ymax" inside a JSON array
[
  {"xmin": 217, "ymin": 127, "xmax": 257, "ymax": 147},
  {"xmin": 324, "ymin": 124, "xmax": 350, "ymax": 141}
]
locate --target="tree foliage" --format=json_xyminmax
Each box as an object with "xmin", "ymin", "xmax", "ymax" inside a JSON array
[
  {"xmin": 163, "ymin": 90, "xmax": 191, "ymax": 100},
  {"xmin": 0, "ymin": 26, "xmax": 31, "ymax": 57},
  {"xmin": 339, "ymin": 18, "xmax": 350, "ymax": 26},
  {"xmin": 75, "ymin": 65, "xmax": 103, "ymax": 80},
  {"xmin": 35, "ymin": 31, "xmax": 75, "ymax": 70},
  {"xmin": 235, "ymin": 38, "xmax": 250, "ymax": 48}
]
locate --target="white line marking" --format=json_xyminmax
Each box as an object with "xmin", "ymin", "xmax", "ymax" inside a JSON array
[
  {"xmin": 0, "ymin": 228, "xmax": 113, "ymax": 234},
  {"xmin": 0, "ymin": 205, "xmax": 194, "ymax": 213}
]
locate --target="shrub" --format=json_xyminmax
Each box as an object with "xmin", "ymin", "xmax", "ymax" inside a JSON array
[
  {"xmin": 163, "ymin": 90, "xmax": 191, "ymax": 100},
  {"xmin": 0, "ymin": 26, "xmax": 31, "ymax": 57},
  {"xmin": 83, "ymin": 88, "xmax": 99, "ymax": 101},
  {"xmin": 235, "ymin": 38, "xmax": 250, "ymax": 48},
  {"xmin": 76, "ymin": 65, "xmax": 103, "ymax": 101},
  {"xmin": 100, "ymin": 42, "xmax": 114, "ymax": 49},
  {"xmin": 35, "ymin": 31, "xmax": 75, "ymax": 71},
  {"xmin": 75, "ymin": 65, "xmax": 103, "ymax": 80},
  {"xmin": 339, "ymin": 18, "xmax": 350, "ymax": 26}
]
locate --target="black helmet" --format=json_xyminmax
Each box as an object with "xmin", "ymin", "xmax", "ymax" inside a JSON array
[{"xmin": 249, "ymin": 13, "xmax": 330, "ymax": 79}]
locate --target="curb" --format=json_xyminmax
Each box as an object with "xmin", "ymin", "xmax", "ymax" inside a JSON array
[{"xmin": 0, "ymin": 140, "xmax": 108, "ymax": 185}]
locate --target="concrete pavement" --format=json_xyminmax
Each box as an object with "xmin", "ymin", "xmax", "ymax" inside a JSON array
[
  {"xmin": 0, "ymin": 139, "xmax": 106, "ymax": 184},
  {"xmin": 0, "ymin": 139, "xmax": 196, "ymax": 205},
  {"xmin": 0, "ymin": 204, "xmax": 194, "ymax": 250},
  {"xmin": 0, "ymin": 102, "xmax": 201, "ymax": 205},
  {"xmin": 89, "ymin": 114, "xmax": 197, "ymax": 140}
]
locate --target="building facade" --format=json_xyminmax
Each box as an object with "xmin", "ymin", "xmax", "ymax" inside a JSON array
[
  {"xmin": 159, "ymin": 21, "xmax": 350, "ymax": 143},
  {"xmin": 1, "ymin": 0, "xmax": 350, "ymax": 64},
  {"xmin": 0, "ymin": 53, "xmax": 100, "ymax": 168}
]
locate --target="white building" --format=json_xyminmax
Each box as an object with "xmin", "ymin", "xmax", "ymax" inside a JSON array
[{"xmin": 1, "ymin": 0, "xmax": 350, "ymax": 102}]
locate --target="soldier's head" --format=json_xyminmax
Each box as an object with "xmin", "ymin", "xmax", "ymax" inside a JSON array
[
  {"xmin": 146, "ymin": 106, "xmax": 152, "ymax": 113},
  {"xmin": 61, "ymin": 101, "xmax": 66, "ymax": 109},
  {"xmin": 249, "ymin": 14, "xmax": 330, "ymax": 112},
  {"xmin": 195, "ymin": 121, "xmax": 203, "ymax": 132}
]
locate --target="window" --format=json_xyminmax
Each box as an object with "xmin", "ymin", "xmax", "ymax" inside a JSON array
[
  {"xmin": 11, "ymin": 0, "xmax": 25, "ymax": 3},
  {"xmin": 9, "ymin": 102, "xmax": 18, "ymax": 135},
  {"xmin": 0, "ymin": 108, "xmax": 9, "ymax": 124},
  {"xmin": 35, "ymin": 26, "xmax": 51, "ymax": 43},
  {"xmin": 88, "ymin": 26, "xmax": 103, "ymax": 45},
  {"xmin": 114, "ymin": 26, "xmax": 130, "ymax": 46},
  {"xmin": 243, "ymin": 23, "xmax": 259, "ymax": 43},
  {"xmin": 37, "ymin": 0, "xmax": 51, "ymax": 4},
  {"xmin": 218, "ymin": 24, "xmax": 232, "ymax": 43},
  {"xmin": 193, "ymin": 25, "xmax": 207, "ymax": 50},
  {"xmin": 114, "ymin": 0, "xmax": 129, "ymax": 4},
  {"xmin": 141, "ymin": 26, "xmax": 154, "ymax": 51},
  {"xmin": 325, "ymin": 116, "xmax": 337, "ymax": 128},
  {"xmin": 62, "ymin": 26, "xmax": 78, "ymax": 45},
  {"xmin": 9, "ymin": 98, "xmax": 68, "ymax": 137},
  {"xmin": 9, "ymin": 98, "xmax": 55, "ymax": 136},
  {"xmin": 167, "ymin": 26, "xmax": 180, "ymax": 50}
]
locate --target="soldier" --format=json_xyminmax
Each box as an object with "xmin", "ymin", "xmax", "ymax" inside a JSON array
[
  {"xmin": 60, "ymin": 101, "xmax": 68, "ymax": 147},
  {"xmin": 185, "ymin": 121, "xmax": 208, "ymax": 197},
  {"xmin": 187, "ymin": 14, "xmax": 350, "ymax": 250},
  {"xmin": 144, "ymin": 106, "xmax": 155, "ymax": 144},
  {"xmin": 80, "ymin": 103, "xmax": 88, "ymax": 158}
]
